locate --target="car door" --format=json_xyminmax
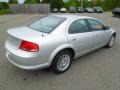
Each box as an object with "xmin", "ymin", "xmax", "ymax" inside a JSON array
[
  {"xmin": 87, "ymin": 19, "xmax": 107, "ymax": 48},
  {"xmin": 67, "ymin": 19, "xmax": 97, "ymax": 56}
]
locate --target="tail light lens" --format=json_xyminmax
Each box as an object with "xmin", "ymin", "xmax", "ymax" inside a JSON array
[{"xmin": 19, "ymin": 40, "xmax": 39, "ymax": 52}]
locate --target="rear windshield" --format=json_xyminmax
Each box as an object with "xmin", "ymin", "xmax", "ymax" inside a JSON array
[
  {"xmin": 95, "ymin": 7, "xmax": 102, "ymax": 9},
  {"xmin": 70, "ymin": 7, "xmax": 75, "ymax": 9},
  {"xmin": 78, "ymin": 7, "xmax": 83, "ymax": 9},
  {"xmin": 29, "ymin": 16, "xmax": 66, "ymax": 33}
]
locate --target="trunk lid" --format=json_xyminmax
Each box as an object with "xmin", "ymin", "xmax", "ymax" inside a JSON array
[
  {"xmin": 7, "ymin": 26, "xmax": 46, "ymax": 41},
  {"xmin": 7, "ymin": 26, "xmax": 47, "ymax": 49}
]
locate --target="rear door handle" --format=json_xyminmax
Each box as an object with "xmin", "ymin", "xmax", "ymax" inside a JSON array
[
  {"xmin": 70, "ymin": 38, "xmax": 76, "ymax": 41},
  {"xmin": 72, "ymin": 38, "xmax": 76, "ymax": 41}
]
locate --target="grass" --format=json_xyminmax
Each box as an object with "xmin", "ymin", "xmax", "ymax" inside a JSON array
[{"xmin": 0, "ymin": 9, "xmax": 11, "ymax": 15}]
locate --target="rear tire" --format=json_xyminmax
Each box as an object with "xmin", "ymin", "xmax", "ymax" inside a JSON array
[{"xmin": 51, "ymin": 50, "xmax": 73, "ymax": 74}]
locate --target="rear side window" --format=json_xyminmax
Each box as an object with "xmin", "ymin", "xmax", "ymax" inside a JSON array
[
  {"xmin": 68, "ymin": 19, "xmax": 89, "ymax": 34},
  {"xmin": 87, "ymin": 19, "xmax": 104, "ymax": 31}
]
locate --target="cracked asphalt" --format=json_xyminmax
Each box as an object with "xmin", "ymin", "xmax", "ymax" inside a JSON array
[{"xmin": 0, "ymin": 12, "xmax": 120, "ymax": 90}]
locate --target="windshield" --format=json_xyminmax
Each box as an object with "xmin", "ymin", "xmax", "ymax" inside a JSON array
[
  {"xmin": 29, "ymin": 16, "xmax": 66, "ymax": 33},
  {"xmin": 115, "ymin": 8, "xmax": 120, "ymax": 11}
]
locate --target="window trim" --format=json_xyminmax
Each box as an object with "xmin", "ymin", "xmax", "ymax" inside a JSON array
[{"xmin": 68, "ymin": 19, "xmax": 90, "ymax": 34}]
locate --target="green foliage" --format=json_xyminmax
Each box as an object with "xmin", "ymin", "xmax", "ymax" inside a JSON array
[
  {"xmin": 83, "ymin": 0, "xmax": 94, "ymax": 8},
  {"xmin": 0, "ymin": 2, "xmax": 9, "ymax": 15},
  {"xmin": 0, "ymin": 9, "xmax": 10, "ymax": 15},
  {"xmin": 42, "ymin": 0, "xmax": 50, "ymax": 4},
  {"xmin": 64, "ymin": 0, "xmax": 78, "ymax": 10},
  {"xmin": 50, "ymin": 0, "xmax": 64, "ymax": 9},
  {"xmin": 25, "ymin": 0, "xmax": 40, "ymax": 4},
  {"xmin": 112, "ymin": 0, "xmax": 120, "ymax": 8},
  {"xmin": 0, "ymin": 2, "xmax": 9, "ymax": 10},
  {"xmin": 67, "ymin": 0, "xmax": 77, "ymax": 7},
  {"xmin": 76, "ymin": 0, "xmax": 81, "ymax": 7},
  {"xmin": 103, "ymin": 0, "xmax": 113, "ymax": 11},
  {"xmin": 102, "ymin": 0, "xmax": 120, "ymax": 11},
  {"xmin": 9, "ymin": 0, "xmax": 18, "ymax": 4},
  {"xmin": 95, "ymin": 0, "xmax": 103, "ymax": 7},
  {"xmin": 83, "ymin": 0, "xmax": 120, "ymax": 11}
]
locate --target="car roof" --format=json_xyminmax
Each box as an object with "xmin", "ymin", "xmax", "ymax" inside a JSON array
[{"xmin": 51, "ymin": 14, "xmax": 94, "ymax": 20}]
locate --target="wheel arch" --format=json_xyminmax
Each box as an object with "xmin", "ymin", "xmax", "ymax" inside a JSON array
[
  {"xmin": 48, "ymin": 44, "xmax": 76, "ymax": 66},
  {"xmin": 112, "ymin": 32, "xmax": 116, "ymax": 37}
]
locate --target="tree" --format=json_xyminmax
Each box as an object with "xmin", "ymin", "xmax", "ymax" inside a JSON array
[
  {"xmin": 64, "ymin": 0, "xmax": 78, "ymax": 10},
  {"xmin": 95, "ymin": 0, "xmax": 103, "ymax": 6},
  {"xmin": 0, "ymin": 2, "xmax": 9, "ymax": 10},
  {"xmin": 42, "ymin": 0, "xmax": 50, "ymax": 4},
  {"xmin": 112, "ymin": 0, "xmax": 120, "ymax": 8},
  {"xmin": 103, "ymin": 0, "xmax": 112, "ymax": 10},
  {"xmin": 76, "ymin": 0, "xmax": 81, "ymax": 7},
  {"xmin": 67, "ymin": 0, "xmax": 77, "ymax": 7},
  {"xmin": 9, "ymin": 0, "xmax": 18, "ymax": 4},
  {"xmin": 83, "ymin": 0, "xmax": 93, "ymax": 8},
  {"xmin": 50, "ymin": 0, "xmax": 64, "ymax": 9},
  {"xmin": 24, "ymin": 0, "xmax": 40, "ymax": 4}
]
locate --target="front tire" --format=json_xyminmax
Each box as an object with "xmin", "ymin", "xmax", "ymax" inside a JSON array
[
  {"xmin": 112, "ymin": 13, "xmax": 116, "ymax": 17},
  {"xmin": 51, "ymin": 50, "xmax": 73, "ymax": 74},
  {"xmin": 106, "ymin": 35, "xmax": 116, "ymax": 48}
]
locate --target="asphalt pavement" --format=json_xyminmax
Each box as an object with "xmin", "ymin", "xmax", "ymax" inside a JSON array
[{"xmin": 0, "ymin": 12, "xmax": 120, "ymax": 90}]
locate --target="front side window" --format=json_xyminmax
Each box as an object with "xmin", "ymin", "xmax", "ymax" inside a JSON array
[
  {"xmin": 88, "ymin": 19, "xmax": 104, "ymax": 31},
  {"xmin": 29, "ymin": 16, "xmax": 66, "ymax": 33},
  {"xmin": 69, "ymin": 19, "xmax": 89, "ymax": 34}
]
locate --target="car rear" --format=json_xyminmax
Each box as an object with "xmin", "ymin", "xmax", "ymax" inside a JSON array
[
  {"xmin": 52, "ymin": 8, "xmax": 59, "ymax": 13},
  {"xmin": 94, "ymin": 7, "xmax": 103, "ymax": 13},
  {"xmin": 5, "ymin": 27, "xmax": 51, "ymax": 70},
  {"xmin": 78, "ymin": 7, "xmax": 84, "ymax": 13},
  {"xmin": 69, "ymin": 7, "xmax": 76, "ymax": 13},
  {"xmin": 113, "ymin": 8, "xmax": 120, "ymax": 16},
  {"xmin": 60, "ymin": 8, "xmax": 67, "ymax": 13},
  {"xmin": 5, "ymin": 16, "xmax": 67, "ymax": 70}
]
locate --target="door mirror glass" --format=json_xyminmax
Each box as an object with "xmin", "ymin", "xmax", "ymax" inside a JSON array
[{"xmin": 104, "ymin": 26, "xmax": 110, "ymax": 30}]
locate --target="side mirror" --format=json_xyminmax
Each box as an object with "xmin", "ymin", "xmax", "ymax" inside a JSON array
[{"xmin": 103, "ymin": 26, "xmax": 110, "ymax": 30}]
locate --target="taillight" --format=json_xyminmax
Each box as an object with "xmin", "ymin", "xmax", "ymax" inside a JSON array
[{"xmin": 19, "ymin": 40, "xmax": 39, "ymax": 52}]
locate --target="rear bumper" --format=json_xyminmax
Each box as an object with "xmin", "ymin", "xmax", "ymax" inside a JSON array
[
  {"xmin": 78, "ymin": 11, "xmax": 84, "ymax": 13},
  {"xmin": 53, "ymin": 11, "xmax": 59, "ymax": 13},
  {"xmin": 6, "ymin": 50, "xmax": 49, "ymax": 70},
  {"xmin": 60, "ymin": 11, "xmax": 67, "ymax": 13},
  {"xmin": 94, "ymin": 10, "xmax": 103, "ymax": 13},
  {"xmin": 5, "ymin": 41, "xmax": 50, "ymax": 70},
  {"xmin": 87, "ymin": 11, "xmax": 94, "ymax": 13},
  {"xmin": 69, "ymin": 11, "xmax": 76, "ymax": 13}
]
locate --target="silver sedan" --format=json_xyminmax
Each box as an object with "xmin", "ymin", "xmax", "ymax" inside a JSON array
[{"xmin": 5, "ymin": 15, "xmax": 116, "ymax": 74}]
